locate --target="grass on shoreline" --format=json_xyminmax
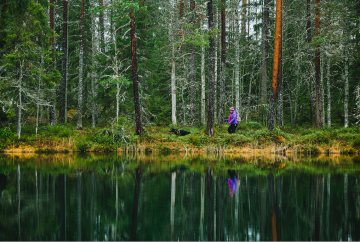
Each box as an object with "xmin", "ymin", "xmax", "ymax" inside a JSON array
[{"xmin": 1, "ymin": 121, "xmax": 360, "ymax": 154}]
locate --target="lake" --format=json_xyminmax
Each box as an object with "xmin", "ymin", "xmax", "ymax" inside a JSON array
[{"xmin": 0, "ymin": 153, "xmax": 360, "ymax": 241}]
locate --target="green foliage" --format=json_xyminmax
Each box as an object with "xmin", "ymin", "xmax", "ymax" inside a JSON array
[
  {"xmin": 352, "ymin": 137, "xmax": 360, "ymax": 149},
  {"xmin": 0, "ymin": 129, "xmax": 14, "ymax": 141},
  {"xmin": 301, "ymin": 131, "xmax": 330, "ymax": 144},
  {"xmin": 76, "ymin": 138, "xmax": 92, "ymax": 152}
]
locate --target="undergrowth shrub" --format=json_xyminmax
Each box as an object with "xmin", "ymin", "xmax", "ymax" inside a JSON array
[
  {"xmin": 352, "ymin": 137, "xmax": 360, "ymax": 149},
  {"xmin": 301, "ymin": 131, "xmax": 330, "ymax": 144}
]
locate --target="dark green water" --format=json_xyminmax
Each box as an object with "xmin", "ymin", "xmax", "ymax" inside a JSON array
[{"xmin": 1, "ymin": 154, "xmax": 360, "ymax": 241}]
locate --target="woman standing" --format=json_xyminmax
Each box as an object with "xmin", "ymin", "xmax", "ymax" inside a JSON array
[{"xmin": 228, "ymin": 107, "xmax": 238, "ymax": 134}]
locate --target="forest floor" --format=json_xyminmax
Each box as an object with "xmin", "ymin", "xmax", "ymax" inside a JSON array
[{"xmin": 1, "ymin": 121, "xmax": 360, "ymax": 155}]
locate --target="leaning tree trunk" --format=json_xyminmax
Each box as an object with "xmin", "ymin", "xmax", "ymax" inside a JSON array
[
  {"xmin": 59, "ymin": 0, "xmax": 68, "ymax": 124},
  {"xmin": 130, "ymin": 5, "xmax": 144, "ymax": 136},
  {"xmin": 315, "ymin": 0, "xmax": 323, "ymax": 128},
  {"xmin": 206, "ymin": 0, "xmax": 215, "ymax": 136},
  {"xmin": 218, "ymin": 0, "xmax": 226, "ymax": 125},
  {"xmin": 188, "ymin": 0, "xmax": 196, "ymax": 124},
  {"xmin": 307, "ymin": 0, "xmax": 315, "ymax": 127},
  {"xmin": 268, "ymin": 0, "xmax": 282, "ymax": 132},
  {"xmin": 261, "ymin": 0, "xmax": 270, "ymax": 104},
  {"xmin": 77, "ymin": 0, "xmax": 85, "ymax": 130}
]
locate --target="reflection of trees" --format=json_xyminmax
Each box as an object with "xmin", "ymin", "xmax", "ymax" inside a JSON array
[
  {"xmin": 268, "ymin": 173, "xmax": 277, "ymax": 241},
  {"xmin": 260, "ymin": 175, "xmax": 267, "ymax": 241},
  {"xmin": 77, "ymin": 171, "xmax": 81, "ymax": 241},
  {"xmin": 130, "ymin": 168, "xmax": 142, "ymax": 241},
  {"xmin": 216, "ymin": 173, "xmax": 224, "ymax": 241},
  {"xmin": 206, "ymin": 167, "xmax": 214, "ymax": 241},
  {"xmin": 315, "ymin": 174, "xmax": 323, "ymax": 241}
]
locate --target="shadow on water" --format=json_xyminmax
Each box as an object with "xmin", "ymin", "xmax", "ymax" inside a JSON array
[{"xmin": 0, "ymin": 152, "xmax": 360, "ymax": 241}]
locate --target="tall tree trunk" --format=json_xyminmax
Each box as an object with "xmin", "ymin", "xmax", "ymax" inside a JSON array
[
  {"xmin": 327, "ymin": 59, "xmax": 331, "ymax": 127},
  {"xmin": 99, "ymin": 0, "xmax": 104, "ymax": 53},
  {"xmin": 344, "ymin": 47, "xmax": 349, "ymax": 128},
  {"xmin": 77, "ymin": 0, "xmax": 85, "ymax": 130},
  {"xmin": 277, "ymin": 10, "xmax": 283, "ymax": 126},
  {"xmin": 179, "ymin": 0, "xmax": 184, "ymax": 53},
  {"xmin": 171, "ymin": 41, "xmax": 177, "ymax": 125},
  {"xmin": 49, "ymin": 0, "xmax": 56, "ymax": 126},
  {"xmin": 130, "ymin": 6, "xmax": 144, "ymax": 136},
  {"xmin": 315, "ymin": 0, "xmax": 323, "ymax": 128},
  {"xmin": 91, "ymin": 11, "xmax": 97, "ymax": 128},
  {"xmin": 201, "ymin": 39, "xmax": 206, "ymax": 124},
  {"xmin": 206, "ymin": 0, "xmax": 215, "ymax": 136},
  {"xmin": 214, "ymin": 6, "xmax": 218, "ymax": 122},
  {"xmin": 307, "ymin": 0, "xmax": 315, "ymax": 127},
  {"xmin": 59, "ymin": 0, "xmax": 68, "ymax": 124},
  {"xmin": 188, "ymin": 0, "xmax": 196, "ymax": 124},
  {"xmin": 321, "ymin": 56, "xmax": 325, "ymax": 126},
  {"xmin": 17, "ymin": 60, "xmax": 23, "ymax": 139},
  {"xmin": 261, "ymin": 0, "xmax": 270, "ymax": 104},
  {"xmin": 131, "ymin": 168, "xmax": 142, "ymax": 241},
  {"xmin": 242, "ymin": 0, "xmax": 247, "ymax": 34},
  {"xmin": 235, "ymin": 1, "xmax": 240, "ymax": 112},
  {"xmin": 218, "ymin": 0, "xmax": 226, "ymax": 125},
  {"xmin": 268, "ymin": 0, "xmax": 282, "ymax": 132}
]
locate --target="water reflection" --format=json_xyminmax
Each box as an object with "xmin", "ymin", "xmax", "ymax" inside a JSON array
[{"xmin": 0, "ymin": 154, "xmax": 360, "ymax": 241}]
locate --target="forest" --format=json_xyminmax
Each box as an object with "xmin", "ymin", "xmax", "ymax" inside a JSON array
[{"xmin": 0, "ymin": 0, "xmax": 360, "ymax": 151}]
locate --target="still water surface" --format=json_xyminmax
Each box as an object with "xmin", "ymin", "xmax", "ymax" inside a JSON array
[{"xmin": 1, "ymin": 153, "xmax": 360, "ymax": 241}]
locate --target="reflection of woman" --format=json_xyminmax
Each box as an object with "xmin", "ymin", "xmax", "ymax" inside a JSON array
[
  {"xmin": 227, "ymin": 169, "xmax": 238, "ymax": 197},
  {"xmin": 228, "ymin": 107, "xmax": 238, "ymax": 134}
]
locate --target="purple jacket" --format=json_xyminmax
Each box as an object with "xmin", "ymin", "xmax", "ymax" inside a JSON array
[{"xmin": 228, "ymin": 110, "xmax": 238, "ymax": 124}]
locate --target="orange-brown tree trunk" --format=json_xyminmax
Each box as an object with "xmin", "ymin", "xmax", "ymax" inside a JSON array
[
  {"xmin": 130, "ymin": 6, "xmax": 144, "ymax": 136},
  {"xmin": 268, "ymin": 0, "xmax": 282, "ymax": 132},
  {"xmin": 315, "ymin": 0, "xmax": 323, "ymax": 128}
]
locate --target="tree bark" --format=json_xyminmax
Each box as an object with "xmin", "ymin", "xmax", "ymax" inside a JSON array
[
  {"xmin": 206, "ymin": 0, "xmax": 215, "ymax": 136},
  {"xmin": 235, "ymin": 1, "xmax": 240, "ymax": 113},
  {"xmin": 91, "ymin": 10, "xmax": 97, "ymax": 128},
  {"xmin": 307, "ymin": 0, "xmax": 315, "ymax": 127},
  {"xmin": 327, "ymin": 59, "xmax": 331, "ymax": 127},
  {"xmin": 218, "ymin": 0, "xmax": 226, "ymax": 126},
  {"xmin": 344, "ymin": 47, "xmax": 349, "ymax": 128},
  {"xmin": 277, "ymin": 9, "xmax": 283, "ymax": 126},
  {"xmin": 77, "ymin": 0, "xmax": 85, "ymax": 130},
  {"xmin": 59, "ymin": 0, "xmax": 68, "ymax": 124},
  {"xmin": 17, "ymin": 60, "xmax": 23, "ymax": 139},
  {"xmin": 171, "ymin": 42, "xmax": 177, "ymax": 125},
  {"xmin": 315, "ymin": 0, "xmax": 323, "ymax": 128},
  {"xmin": 261, "ymin": 0, "xmax": 270, "ymax": 104},
  {"xmin": 49, "ymin": 0, "xmax": 56, "ymax": 126},
  {"xmin": 188, "ymin": 0, "xmax": 196, "ymax": 124},
  {"xmin": 201, "ymin": 42, "xmax": 206, "ymax": 125},
  {"xmin": 99, "ymin": 0, "xmax": 104, "ymax": 53},
  {"xmin": 268, "ymin": 0, "xmax": 282, "ymax": 132},
  {"xmin": 130, "ymin": 6, "xmax": 144, "ymax": 136}
]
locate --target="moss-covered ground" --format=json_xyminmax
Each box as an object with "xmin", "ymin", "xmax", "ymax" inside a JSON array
[{"xmin": 0, "ymin": 121, "xmax": 360, "ymax": 154}]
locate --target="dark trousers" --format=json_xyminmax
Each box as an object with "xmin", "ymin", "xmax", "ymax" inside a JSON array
[{"xmin": 228, "ymin": 124, "xmax": 238, "ymax": 134}]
